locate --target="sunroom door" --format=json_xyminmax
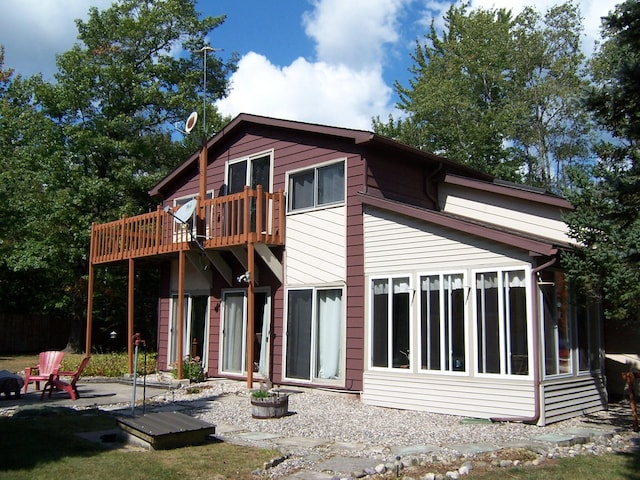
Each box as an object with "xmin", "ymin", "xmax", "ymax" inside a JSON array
[
  {"xmin": 221, "ymin": 290, "xmax": 270, "ymax": 376},
  {"xmin": 169, "ymin": 295, "xmax": 209, "ymax": 369}
]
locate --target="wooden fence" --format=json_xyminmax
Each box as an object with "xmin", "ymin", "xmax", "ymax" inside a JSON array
[{"xmin": 0, "ymin": 313, "xmax": 70, "ymax": 354}]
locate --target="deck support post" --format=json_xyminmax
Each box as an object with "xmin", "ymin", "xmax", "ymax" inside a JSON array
[
  {"xmin": 177, "ymin": 249, "xmax": 186, "ymax": 380},
  {"xmin": 246, "ymin": 241, "xmax": 255, "ymax": 390},
  {"xmin": 127, "ymin": 258, "xmax": 135, "ymax": 374}
]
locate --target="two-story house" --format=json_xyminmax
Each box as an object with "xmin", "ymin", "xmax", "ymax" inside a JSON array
[{"xmin": 86, "ymin": 113, "xmax": 605, "ymax": 425}]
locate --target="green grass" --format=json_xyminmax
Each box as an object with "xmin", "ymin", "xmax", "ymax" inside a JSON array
[
  {"xmin": 466, "ymin": 452, "xmax": 640, "ymax": 479},
  {"xmin": 0, "ymin": 407, "xmax": 278, "ymax": 480}
]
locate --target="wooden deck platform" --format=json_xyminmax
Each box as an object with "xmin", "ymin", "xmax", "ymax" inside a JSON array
[{"xmin": 117, "ymin": 411, "xmax": 216, "ymax": 450}]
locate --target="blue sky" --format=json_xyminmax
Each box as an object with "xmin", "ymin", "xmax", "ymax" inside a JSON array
[{"xmin": 1, "ymin": 0, "xmax": 618, "ymax": 130}]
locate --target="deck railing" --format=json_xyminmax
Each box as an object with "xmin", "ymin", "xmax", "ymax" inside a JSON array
[{"xmin": 90, "ymin": 186, "xmax": 285, "ymax": 264}]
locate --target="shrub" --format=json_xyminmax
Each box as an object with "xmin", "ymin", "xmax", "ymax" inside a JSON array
[{"xmin": 171, "ymin": 356, "xmax": 205, "ymax": 383}]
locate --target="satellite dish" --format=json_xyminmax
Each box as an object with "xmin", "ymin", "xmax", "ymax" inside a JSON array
[
  {"xmin": 185, "ymin": 111, "xmax": 198, "ymax": 134},
  {"xmin": 174, "ymin": 199, "xmax": 197, "ymax": 224}
]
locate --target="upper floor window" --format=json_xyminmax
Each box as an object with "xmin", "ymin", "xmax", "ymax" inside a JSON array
[
  {"xmin": 226, "ymin": 151, "xmax": 273, "ymax": 194},
  {"xmin": 288, "ymin": 160, "xmax": 345, "ymax": 212}
]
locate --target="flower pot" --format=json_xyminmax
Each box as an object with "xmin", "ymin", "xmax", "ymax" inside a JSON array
[{"xmin": 251, "ymin": 394, "xmax": 289, "ymax": 419}]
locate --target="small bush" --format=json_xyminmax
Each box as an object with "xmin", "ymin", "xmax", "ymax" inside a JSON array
[{"xmin": 171, "ymin": 356, "xmax": 205, "ymax": 383}]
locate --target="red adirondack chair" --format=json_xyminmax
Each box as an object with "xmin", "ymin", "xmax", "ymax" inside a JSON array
[
  {"xmin": 24, "ymin": 351, "xmax": 65, "ymax": 394},
  {"xmin": 41, "ymin": 356, "xmax": 91, "ymax": 401}
]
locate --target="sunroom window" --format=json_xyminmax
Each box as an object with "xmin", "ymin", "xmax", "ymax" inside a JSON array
[
  {"xmin": 540, "ymin": 271, "xmax": 571, "ymax": 376},
  {"xmin": 419, "ymin": 273, "xmax": 466, "ymax": 372},
  {"xmin": 288, "ymin": 160, "xmax": 345, "ymax": 211},
  {"xmin": 476, "ymin": 269, "xmax": 529, "ymax": 376},
  {"xmin": 371, "ymin": 277, "xmax": 411, "ymax": 369}
]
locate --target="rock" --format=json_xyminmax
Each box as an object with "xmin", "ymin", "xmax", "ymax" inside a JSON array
[
  {"xmin": 420, "ymin": 474, "xmax": 436, "ymax": 480},
  {"xmin": 458, "ymin": 464, "xmax": 471, "ymax": 475},
  {"xmin": 445, "ymin": 471, "xmax": 459, "ymax": 479},
  {"xmin": 499, "ymin": 459, "xmax": 513, "ymax": 468},
  {"xmin": 375, "ymin": 463, "xmax": 386, "ymax": 474}
]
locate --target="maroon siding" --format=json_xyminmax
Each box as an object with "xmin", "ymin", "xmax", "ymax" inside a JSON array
[
  {"xmin": 365, "ymin": 150, "xmax": 440, "ymax": 211},
  {"xmin": 156, "ymin": 262, "xmax": 171, "ymax": 371}
]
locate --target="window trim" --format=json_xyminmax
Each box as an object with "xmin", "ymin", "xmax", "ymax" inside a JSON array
[
  {"xmin": 368, "ymin": 274, "xmax": 414, "ymax": 371},
  {"xmin": 224, "ymin": 149, "xmax": 274, "ymax": 194},
  {"xmin": 282, "ymin": 285, "xmax": 346, "ymax": 386},
  {"xmin": 472, "ymin": 266, "xmax": 533, "ymax": 379},
  {"xmin": 286, "ymin": 158, "xmax": 346, "ymax": 213},
  {"xmin": 417, "ymin": 270, "xmax": 469, "ymax": 375}
]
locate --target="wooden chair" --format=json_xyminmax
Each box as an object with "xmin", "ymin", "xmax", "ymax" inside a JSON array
[
  {"xmin": 24, "ymin": 351, "xmax": 65, "ymax": 394},
  {"xmin": 41, "ymin": 356, "xmax": 91, "ymax": 401}
]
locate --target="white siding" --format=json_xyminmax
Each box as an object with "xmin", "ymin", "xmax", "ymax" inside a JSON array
[
  {"xmin": 541, "ymin": 375, "xmax": 607, "ymax": 425},
  {"xmin": 364, "ymin": 207, "xmax": 530, "ymax": 274},
  {"xmin": 363, "ymin": 371, "xmax": 536, "ymax": 419},
  {"xmin": 440, "ymin": 184, "xmax": 573, "ymax": 245},
  {"xmin": 286, "ymin": 206, "xmax": 346, "ymax": 285}
]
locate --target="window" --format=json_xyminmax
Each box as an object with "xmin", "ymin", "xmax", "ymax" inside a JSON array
[
  {"xmin": 576, "ymin": 298, "xmax": 601, "ymax": 372},
  {"xmin": 540, "ymin": 271, "xmax": 571, "ymax": 376},
  {"xmin": 227, "ymin": 152, "xmax": 272, "ymax": 194},
  {"xmin": 288, "ymin": 160, "xmax": 345, "ymax": 211},
  {"xmin": 371, "ymin": 277, "xmax": 411, "ymax": 369},
  {"xmin": 225, "ymin": 151, "xmax": 273, "ymax": 233},
  {"xmin": 285, "ymin": 288, "xmax": 344, "ymax": 382},
  {"xmin": 419, "ymin": 273, "xmax": 466, "ymax": 372},
  {"xmin": 476, "ymin": 269, "xmax": 529, "ymax": 376}
]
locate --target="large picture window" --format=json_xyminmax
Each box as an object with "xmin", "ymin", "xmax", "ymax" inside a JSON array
[
  {"xmin": 288, "ymin": 160, "xmax": 345, "ymax": 211},
  {"xmin": 419, "ymin": 273, "xmax": 466, "ymax": 372},
  {"xmin": 371, "ymin": 277, "xmax": 411, "ymax": 369},
  {"xmin": 476, "ymin": 269, "xmax": 529, "ymax": 376},
  {"xmin": 285, "ymin": 288, "xmax": 344, "ymax": 383}
]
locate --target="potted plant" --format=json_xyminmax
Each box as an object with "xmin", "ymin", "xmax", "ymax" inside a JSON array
[{"xmin": 250, "ymin": 387, "xmax": 289, "ymax": 419}]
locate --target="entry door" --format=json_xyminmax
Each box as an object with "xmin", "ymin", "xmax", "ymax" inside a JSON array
[
  {"xmin": 221, "ymin": 290, "xmax": 270, "ymax": 376},
  {"xmin": 169, "ymin": 295, "xmax": 209, "ymax": 368}
]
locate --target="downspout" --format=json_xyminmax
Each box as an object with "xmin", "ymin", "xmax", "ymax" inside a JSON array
[
  {"xmin": 491, "ymin": 255, "xmax": 557, "ymax": 425},
  {"xmin": 424, "ymin": 163, "xmax": 443, "ymax": 210}
]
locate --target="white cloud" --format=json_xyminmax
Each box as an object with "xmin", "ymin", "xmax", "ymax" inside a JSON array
[
  {"xmin": 0, "ymin": 0, "xmax": 112, "ymax": 79},
  {"xmin": 216, "ymin": 0, "xmax": 407, "ymax": 129},
  {"xmin": 302, "ymin": 0, "xmax": 407, "ymax": 70},
  {"xmin": 215, "ymin": 52, "xmax": 392, "ymax": 130}
]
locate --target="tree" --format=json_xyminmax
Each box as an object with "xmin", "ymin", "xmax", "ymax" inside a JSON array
[
  {"xmin": 374, "ymin": 1, "xmax": 591, "ymax": 190},
  {"xmin": 0, "ymin": 0, "xmax": 237, "ymax": 350},
  {"xmin": 563, "ymin": 0, "xmax": 640, "ymax": 324}
]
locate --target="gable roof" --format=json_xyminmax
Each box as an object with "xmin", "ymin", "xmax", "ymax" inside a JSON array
[{"xmin": 149, "ymin": 113, "xmax": 492, "ymax": 198}]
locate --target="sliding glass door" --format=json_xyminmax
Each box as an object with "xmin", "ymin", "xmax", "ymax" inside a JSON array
[{"xmin": 221, "ymin": 290, "xmax": 270, "ymax": 377}]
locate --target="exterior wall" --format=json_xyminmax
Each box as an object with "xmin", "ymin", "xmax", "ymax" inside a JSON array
[
  {"xmin": 362, "ymin": 372, "xmax": 536, "ymax": 418},
  {"xmin": 362, "ymin": 206, "xmax": 605, "ymax": 424},
  {"xmin": 541, "ymin": 375, "xmax": 607, "ymax": 424},
  {"xmin": 157, "ymin": 125, "xmax": 367, "ymax": 391},
  {"xmin": 362, "ymin": 206, "xmax": 536, "ymax": 417},
  {"xmin": 363, "ymin": 206, "xmax": 531, "ymax": 273},
  {"xmin": 285, "ymin": 206, "xmax": 346, "ymax": 285},
  {"xmin": 440, "ymin": 183, "xmax": 572, "ymax": 245}
]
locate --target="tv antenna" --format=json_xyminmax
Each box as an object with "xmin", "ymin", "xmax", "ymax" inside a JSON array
[{"xmin": 197, "ymin": 45, "xmax": 222, "ymax": 139}]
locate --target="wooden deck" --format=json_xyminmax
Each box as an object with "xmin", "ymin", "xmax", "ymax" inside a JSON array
[{"xmin": 90, "ymin": 187, "xmax": 285, "ymax": 264}]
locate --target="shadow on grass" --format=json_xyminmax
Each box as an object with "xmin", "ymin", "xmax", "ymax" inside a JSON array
[{"xmin": 0, "ymin": 406, "xmax": 117, "ymax": 472}]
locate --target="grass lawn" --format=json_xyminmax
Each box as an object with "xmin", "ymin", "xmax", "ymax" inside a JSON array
[
  {"xmin": 2, "ymin": 354, "xmax": 640, "ymax": 479},
  {"xmin": 0, "ymin": 407, "xmax": 279, "ymax": 480}
]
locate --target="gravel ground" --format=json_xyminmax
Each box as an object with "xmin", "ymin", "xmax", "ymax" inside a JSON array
[{"xmin": 144, "ymin": 378, "xmax": 640, "ymax": 478}]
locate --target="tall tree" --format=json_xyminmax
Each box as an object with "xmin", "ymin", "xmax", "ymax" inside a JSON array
[
  {"xmin": 563, "ymin": 0, "xmax": 640, "ymax": 324},
  {"xmin": 374, "ymin": 1, "xmax": 591, "ymax": 190},
  {"xmin": 0, "ymin": 0, "xmax": 237, "ymax": 349}
]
